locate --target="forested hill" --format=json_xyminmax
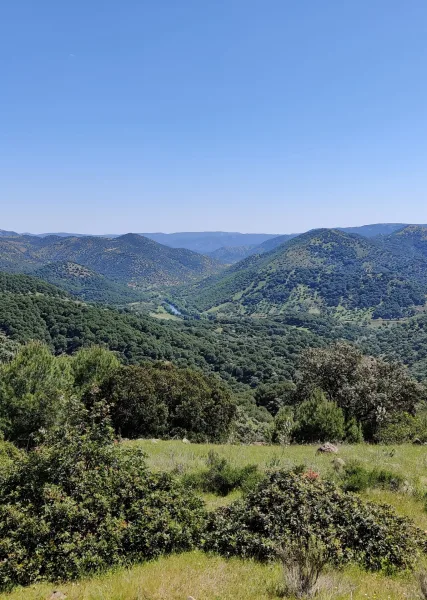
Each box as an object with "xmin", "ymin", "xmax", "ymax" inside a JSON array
[
  {"xmin": 0, "ymin": 233, "xmax": 223, "ymax": 288},
  {"xmin": 0, "ymin": 271, "xmax": 366, "ymax": 387},
  {"xmin": 174, "ymin": 228, "xmax": 427, "ymax": 320},
  {"xmin": 32, "ymin": 261, "xmax": 145, "ymax": 304}
]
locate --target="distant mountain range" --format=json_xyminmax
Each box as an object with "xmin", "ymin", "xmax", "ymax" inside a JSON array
[
  {"xmin": 174, "ymin": 226, "xmax": 427, "ymax": 320},
  {"xmin": 2, "ymin": 223, "xmax": 427, "ymax": 319},
  {"xmin": 0, "ymin": 233, "xmax": 222, "ymax": 289},
  {"xmin": 2, "ymin": 224, "xmax": 424, "ymax": 264}
]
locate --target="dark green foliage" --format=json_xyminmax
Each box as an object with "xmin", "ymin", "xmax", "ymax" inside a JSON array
[
  {"xmin": 0, "ymin": 344, "xmax": 235, "ymax": 445},
  {"xmin": 71, "ymin": 346, "xmax": 120, "ymax": 395},
  {"xmin": 0, "ymin": 271, "xmax": 68, "ymax": 297},
  {"xmin": 344, "ymin": 417, "xmax": 364, "ymax": 443},
  {"xmin": 296, "ymin": 343, "xmax": 425, "ymax": 439},
  {"xmin": 292, "ymin": 390, "xmax": 345, "ymax": 443},
  {"xmin": 0, "ymin": 342, "xmax": 72, "ymax": 446},
  {"xmin": 0, "ymin": 405, "xmax": 206, "ymax": 590},
  {"xmin": 203, "ymin": 469, "xmax": 424, "ymax": 572},
  {"xmin": 97, "ymin": 363, "xmax": 236, "ymax": 442},
  {"xmin": 183, "ymin": 451, "xmax": 261, "ymax": 496},
  {"xmin": 254, "ymin": 381, "xmax": 296, "ymax": 415},
  {"xmin": 341, "ymin": 461, "xmax": 405, "ymax": 493}
]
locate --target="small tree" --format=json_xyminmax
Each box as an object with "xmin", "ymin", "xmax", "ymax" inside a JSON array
[
  {"xmin": 293, "ymin": 390, "xmax": 345, "ymax": 443},
  {"xmin": 0, "ymin": 342, "xmax": 72, "ymax": 446},
  {"xmin": 271, "ymin": 406, "xmax": 295, "ymax": 445}
]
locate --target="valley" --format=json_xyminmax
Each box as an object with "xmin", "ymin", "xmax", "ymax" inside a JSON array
[{"xmin": 2, "ymin": 223, "xmax": 427, "ymax": 598}]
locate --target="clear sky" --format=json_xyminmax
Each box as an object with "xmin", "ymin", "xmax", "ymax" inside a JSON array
[{"xmin": 2, "ymin": 1, "xmax": 427, "ymax": 234}]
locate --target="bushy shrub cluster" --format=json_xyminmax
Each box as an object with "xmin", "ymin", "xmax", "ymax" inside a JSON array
[
  {"xmin": 0, "ymin": 404, "xmax": 206, "ymax": 591},
  {"xmin": 203, "ymin": 469, "xmax": 424, "ymax": 572},
  {"xmin": 183, "ymin": 451, "xmax": 262, "ymax": 496},
  {"xmin": 96, "ymin": 363, "xmax": 236, "ymax": 443},
  {"xmin": 340, "ymin": 461, "xmax": 405, "ymax": 493}
]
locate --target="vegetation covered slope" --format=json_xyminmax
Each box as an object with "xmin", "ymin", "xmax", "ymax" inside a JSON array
[
  {"xmin": 175, "ymin": 229, "xmax": 427, "ymax": 319},
  {"xmin": 33, "ymin": 261, "xmax": 145, "ymax": 304},
  {"xmin": 0, "ymin": 272, "xmax": 366, "ymax": 387},
  {"xmin": 0, "ymin": 233, "xmax": 223, "ymax": 288}
]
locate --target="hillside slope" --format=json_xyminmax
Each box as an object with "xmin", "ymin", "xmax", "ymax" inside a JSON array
[
  {"xmin": 175, "ymin": 229, "xmax": 427, "ymax": 319},
  {"xmin": 0, "ymin": 233, "xmax": 223, "ymax": 288},
  {"xmin": 33, "ymin": 261, "xmax": 145, "ymax": 304}
]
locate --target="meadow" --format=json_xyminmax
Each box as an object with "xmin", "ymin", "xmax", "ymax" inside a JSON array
[{"xmin": 2, "ymin": 440, "xmax": 427, "ymax": 600}]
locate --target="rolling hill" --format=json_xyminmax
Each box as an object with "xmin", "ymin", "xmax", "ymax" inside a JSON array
[
  {"xmin": 0, "ymin": 233, "xmax": 223, "ymax": 288},
  {"xmin": 32, "ymin": 261, "xmax": 146, "ymax": 304},
  {"xmin": 174, "ymin": 228, "xmax": 427, "ymax": 320}
]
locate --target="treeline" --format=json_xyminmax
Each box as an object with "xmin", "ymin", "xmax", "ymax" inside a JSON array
[
  {"xmin": 1, "ymin": 340, "xmax": 425, "ymax": 447},
  {"xmin": 259, "ymin": 343, "xmax": 426, "ymax": 444},
  {"xmin": 0, "ymin": 343, "xmax": 236, "ymax": 446}
]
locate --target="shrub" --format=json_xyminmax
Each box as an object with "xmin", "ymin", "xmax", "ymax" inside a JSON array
[
  {"xmin": 277, "ymin": 537, "xmax": 329, "ymax": 599},
  {"xmin": 271, "ymin": 406, "xmax": 295, "ymax": 445},
  {"xmin": 341, "ymin": 461, "xmax": 405, "ymax": 493},
  {"xmin": 344, "ymin": 417, "xmax": 364, "ymax": 443},
  {"xmin": 203, "ymin": 469, "xmax": 424, "ymax": 572},
  {"xmin": 292, "ymin": 390, "xmax": 345, "ymax": 443},
  {"xmin": 375, "ymin": 412, "xmax": 427, "ymax": 444},
  {"xmin": 254, "ymin": 381, "xmax": 296, "ymax": 416},
  {"xmin": 0, "ymin": 403, "xmax": 206, "ymax": 591},
  {"xmin": 0, "ymin": 342, "xmax": 72, "ymax": 446},
  {"xmin": 183, "ymin": 451, "xmax": 262, "ymax": 496}
]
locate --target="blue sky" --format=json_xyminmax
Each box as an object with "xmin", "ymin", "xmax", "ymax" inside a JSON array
[{"xmin": 1, "ymin": 1, "xmax": 427, "ymax": 234}]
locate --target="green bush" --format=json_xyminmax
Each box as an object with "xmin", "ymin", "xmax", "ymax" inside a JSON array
[
  {"xmin": 341, "ymin": 462, "xmax": 405, "ymax": 493},
  {"xmin": 0, "ymin": 403, "xmax": 206, "ymax": 591},
  {"xmin": 203, "ymin": 469, "xmax": 424, "ymax": 572},
  {"xmin": 292, "ymin": 390, "xmax": 345, "ymax": 443},
  {"xmin": 183, "ymin": 451, "xmax": 262, "ymax": 496},
  {"xmin": 97, "ymin": 363, "xmax": 236, "ymax": 442},
  {"xmin": 271, "ymin": 406, "xmax": 295, "ymax": 445},
  {"xmin": 0, "ymin": 342, "xmax": 72, "ymax": 446},
  {"xmin": 375, "ymin": 412, "xmax": 427, "ymax": 444},
  {"xmin": 344, "ymin": 417, "xmax": 364, "ymax": 443}
]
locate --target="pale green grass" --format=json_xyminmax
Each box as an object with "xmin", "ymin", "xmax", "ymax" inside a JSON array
[
  {"xmin": 0, "ymin": 552, "xmax": 423, "ymax": 600},
  {"xmin": 132, "ymin": 440, "xmax": 427, "ymax": 489}
]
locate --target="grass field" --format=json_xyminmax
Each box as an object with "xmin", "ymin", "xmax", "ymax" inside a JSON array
[{"xmin": 2, "ymin": 441, "xmax": 427, "ymax": 599}]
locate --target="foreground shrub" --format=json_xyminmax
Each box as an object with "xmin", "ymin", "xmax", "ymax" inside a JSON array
[
  {"xmin": 183, "ymin": 451, "xmax": 262, "ymax": 496},
  {"xmin": 0, "ymin": 403, "xmax": 206, "ymax": 591},
  {"xmin": 203, "ymin": 469, "xmax": 424, "ymax": 572}
]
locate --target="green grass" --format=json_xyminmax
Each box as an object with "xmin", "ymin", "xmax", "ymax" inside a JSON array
[
  {"xmin": 135, "ymin": 439, "xmax": 427, "ymax": 528},
  {"xmin": 0, "ymin": 552, "xmax": 423, "ymax": 600},
  {"xmin": 132, "ymin": 439, "xmax": 427, "ymax": 488},
  {"xmin": 3, "ymin": 441, "xmax": 427, "ymax": 599}
]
